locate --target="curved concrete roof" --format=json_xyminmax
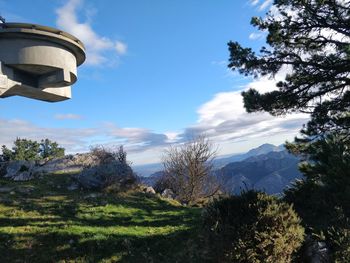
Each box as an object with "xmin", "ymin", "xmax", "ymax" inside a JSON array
[{"xmin": 0, "ymin": 23, "xmax": 86, "ymax": 66}]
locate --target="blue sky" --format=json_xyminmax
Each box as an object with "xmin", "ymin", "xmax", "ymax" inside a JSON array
[{"xmin": 0, "ymin": 0, "xmax": 308, "ymax": 165}]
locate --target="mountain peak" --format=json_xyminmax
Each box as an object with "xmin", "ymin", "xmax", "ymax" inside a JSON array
[{"xmin": 246, "ymin": 143, "xmax": 282, "ymax": 156}]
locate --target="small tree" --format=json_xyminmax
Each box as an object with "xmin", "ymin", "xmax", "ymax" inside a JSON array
[
  {"xmin": 40, "ymin": 139, "xmax": 65, "ymax": 159},
  {"xmin": 1, "ymin": 145, "xmax": 14, "ymax": 162},
  {"xmin": 1, "ymin": 138, "xmax": 40, "ymax": 161},
  {"xmin": 1, "ymin": 138, "xmax": 65, "ymax": 161},
  {"xmin": 161, "ymin": 135, "xmax": 219, "ymax": 204}
]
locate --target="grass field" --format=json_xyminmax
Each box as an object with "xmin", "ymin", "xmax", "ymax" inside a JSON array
[{"xmin": 0, "ymin": 174, "xmax": 203, "ymax": 262}]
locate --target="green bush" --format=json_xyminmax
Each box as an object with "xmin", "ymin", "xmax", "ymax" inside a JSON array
[
  {"xmin": 202, "ymin": 190, "xmax": 304, "ymax": 263},
  {"xmin": 324, "ymin": 208, "xmax": 350, "ymax": 262},
  {"xmin": 1, "ymin": 138, "xmax": 65, "ymax": 161}
]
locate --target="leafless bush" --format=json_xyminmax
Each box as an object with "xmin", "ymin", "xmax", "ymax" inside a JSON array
[{"xmin": 161, "ymin": 135, "xmax": 220, "ymax": 204}]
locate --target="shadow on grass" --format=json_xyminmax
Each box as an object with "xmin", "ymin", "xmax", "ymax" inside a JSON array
[
  {"xmin": 0, "ymin": 227, "xmax": 203, "ymax": 262},
  {"xmin": 0, "ymin": 177, "xmax": 204, "ymax": 262}
]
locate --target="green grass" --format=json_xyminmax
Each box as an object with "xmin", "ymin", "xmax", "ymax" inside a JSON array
[{"xmin": 0, "ymin": 174, "xmax": 203, "ymax": 262}]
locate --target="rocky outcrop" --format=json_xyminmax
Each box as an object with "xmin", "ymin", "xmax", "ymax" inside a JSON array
[
  {"xmin": 304, "ymin": 236, "xmax": 330, "ymax": 263},
  {"xmin": 4, "ymin": 160, "xmax": 36, "ymax": 181},
  {"xmin": 75, "ymin": 158, "xmax": 137, "ymax": 190},
  {"xmin": 161, "ymin": 188, "xmax": 175, "ymax": 199},
  {"xmin": 0, "ymin": 161, "xmax": 7, "ymax": 177},
  {"xmin": 1, "ymin": 153, "xmax": 138, "ymax": 192},
  {"xmin": 34, "ymin": 153, "xmax": 101, "ymax": 175},
  {"xmin": 1, "ymin": 153, "xmax": 103, "ymax": 180},
  {"xmin": 145, "ymin": 186, "xmax": 156, "ymax": 194}
]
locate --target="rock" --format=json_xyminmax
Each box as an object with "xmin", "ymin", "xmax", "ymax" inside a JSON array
[
  {"xmin": 144, "ymin": 186, "xmax": 156, "ymax": 194},
  {"xmin": 14, "ymin": 171, "xmax": 33, "ymax": 181},
  {"xmin": 76, "ymin": 166, "xmax": 105, "ymax": 189},
  {"xmin": 0, "ymin": 161, "xmax": 7, "ymax": 177},
  {"xmin": 67, "ymin": 183, "xmax": 79, "ymax": 191},
  {"xmin": 4, "ymin": 160, "xmax": 35, "ymax": 181},
  {"xmin": 0, "ymin": 186, "xmax": 14, "ymax": 193},
  {"xmin": 304, "ymin": 235, "xmax": 330, "ymax": 263},
  {"xmin": 32, "ymin": 153, "xmax": 102, "ymax": 176},
  {"xmin": 76, "ymin": 159, "xmax": 137, "ymax": 190},
  {"xmin": 84, "ymin": 193, "xmax": 103, "ymax": 199},
  {"xmin": 16, "ymin": 186, "xmax": 35, "ymax": 194},
  {"xmin": 161, "ymin": 189, "xmax": 175, "ymax": 199}
]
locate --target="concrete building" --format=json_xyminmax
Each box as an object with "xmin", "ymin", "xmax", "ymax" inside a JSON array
[{"xmin": 0, "ymin": 23, "xmax": 85, "ymax": 102}]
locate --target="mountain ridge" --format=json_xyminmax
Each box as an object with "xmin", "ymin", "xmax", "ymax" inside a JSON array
[{"xmin": 135, "ymin": 143, "xmax": 285, "ymax": 177}]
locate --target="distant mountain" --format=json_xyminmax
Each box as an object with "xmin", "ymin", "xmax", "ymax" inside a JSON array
[
  {"xmin": 135, "ymin": 143, "xmax": 285, "ymax": 177},
  {"xmin": 216, "ymin": 150, "xmax": 302, "ymax": 195},
  {"xmin": 133, "ymin": 162, "xmax": 162, "ymax": 177},
  {"xmin": 140, "ymin": 171, "xmax": 164, "ymax": 186},
  {"xmin": 213, "ymin": 143, "xmax": 285, "ymax": 168}
]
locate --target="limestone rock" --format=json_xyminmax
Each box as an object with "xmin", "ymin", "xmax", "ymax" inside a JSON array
[
  {"xmin": 67, "ymin": 183, "xmax": 79, "ymax": 191},
  {"xmin": 304, "ymin": 235, "xmax": 329, "ymax": 263},
  {"xmin": 33, "ymin": 153, "xmax": 100, "ymax": 175},
  {"xmin": 144, "ymin": 186, "xmax": 156, "ymax": 194},
  {"xmin": 0, "ymin": 161, "xmax": 7, "ymax": 177},
  {"xmin": 161, "ymin": 189, "xmax": 175, "ymax": 199},
  {"xmin": 76, "ymin": 159, "xmax": 137, "ymax": 190},
  {"xmin": 4, "ymin": 160, "xmax": 35, "ymax": 181}
]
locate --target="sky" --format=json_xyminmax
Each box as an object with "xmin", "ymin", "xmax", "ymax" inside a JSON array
[{"xmin": 0, "ymin": 0, "xmax": 309, "ymax": 165}]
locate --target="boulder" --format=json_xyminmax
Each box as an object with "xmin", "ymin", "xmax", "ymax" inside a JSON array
[
  {"xmin": 76, "ymin": 166, "xmax": 105, "ymax": 189},
  {"xmin": 76, "ymin": 159, "xmax": 137, "ymax": 190},
  {"xmin": 144, "ymin": 186, "xmax": 156, "ymax": 194},
  {"xmin": 4, "ymin": 160, "xmax": 35, "ymax": 181},
  {"xmin": 33, "ymin": 153, "xmax": 99, "ymax": 175},
  {"xmin": 304, "ymin": 235, "xmax": 329, "ymax": 263},
  {"xmin": 0, "ymin": 161, "xmax": 7, "ymax": 177},
  {"xmin": 161, "ymin": 188, "xmax": 175, "ymax": 199},
  {"xmin": 67, "ymin": 182, "xmax": 79, "ymax": 191}
]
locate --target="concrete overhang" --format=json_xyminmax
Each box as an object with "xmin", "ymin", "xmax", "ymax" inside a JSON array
[{"xmin": 0, "ymin": 23, "xmax": 86, "ymax": 102}]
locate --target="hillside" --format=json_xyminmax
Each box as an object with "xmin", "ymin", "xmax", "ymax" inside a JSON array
[
  {"xmin": 140, "ymin": 146, "xmax": 301, "ymax": 195},
  {"xmin": 0, "ymin": 174, "xmax": 202, "ymax": 262},
  {"xmin": 134, "ymin": 143, "xmax": 284, "ymax": 177},
  {"xmin": 217, "ymin": 150, "xmax": 302, "ymax": 194},
  {"xmin": 213, "ymin": 143, "xmax": 285, "ymax": 168}
]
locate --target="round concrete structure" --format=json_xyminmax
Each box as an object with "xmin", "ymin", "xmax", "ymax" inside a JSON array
[{"xmin": 0, "ymin": 23, "xmax": 86, "ymax": 102}]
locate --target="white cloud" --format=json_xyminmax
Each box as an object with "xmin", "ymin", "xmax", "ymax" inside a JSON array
[
  {"xmin": 249, "ymin": 32, "xmax": 264, "ymax": 40},
  {"xmin": 115, "ymin": 41, "xmax": 127, "ymax": 55},
  {"xmin": 56, "ymin": 0, "xmax": 127, "ymax": 65},
  {"xmin": 250, "ymin": 0, "xmax": 260, "ymax": 6},
  {"xmin": 250, "ymin": 0, "xmax": 272, "ymax": 11},
  {"xmin": 259, "ymin": 0, "xmax": 273, "ymax": 11},
  {"xmin": 181, "ymin": 67, "xmax": 308, "ymax": 155},
  {"xmin": 55, "ymin": 113, "xmax": 83, "ymax": 120},
  {"xmin": 0, "ymin": 118, "xmax": 98, "ymax": 153}
]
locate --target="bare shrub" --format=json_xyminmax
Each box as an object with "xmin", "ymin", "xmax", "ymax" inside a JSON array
[{"xmin": 161, "ymin": 135, "xmax": 220, "ymax": 204}]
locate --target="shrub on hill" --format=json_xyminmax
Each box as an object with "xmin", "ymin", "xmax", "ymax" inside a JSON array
[
  {"xmin": 1, "ymin": 138, "xmax": 65, "ymax": 161},
  {"xmin": 326, "ymin": 209, "xmax": 350, "ymax": 262},
  {"xmin": 202, "ymin": 190, "xmax": 304, "ymax": 263},
  {"xmin": 77, "ymin": 146, "xmax": 138, "ymax": 191}
]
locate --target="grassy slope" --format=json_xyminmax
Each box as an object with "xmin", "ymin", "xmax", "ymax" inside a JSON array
[{"xmin": 0, "ymin": 174, "xmax": 202, "ymax": 262}]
